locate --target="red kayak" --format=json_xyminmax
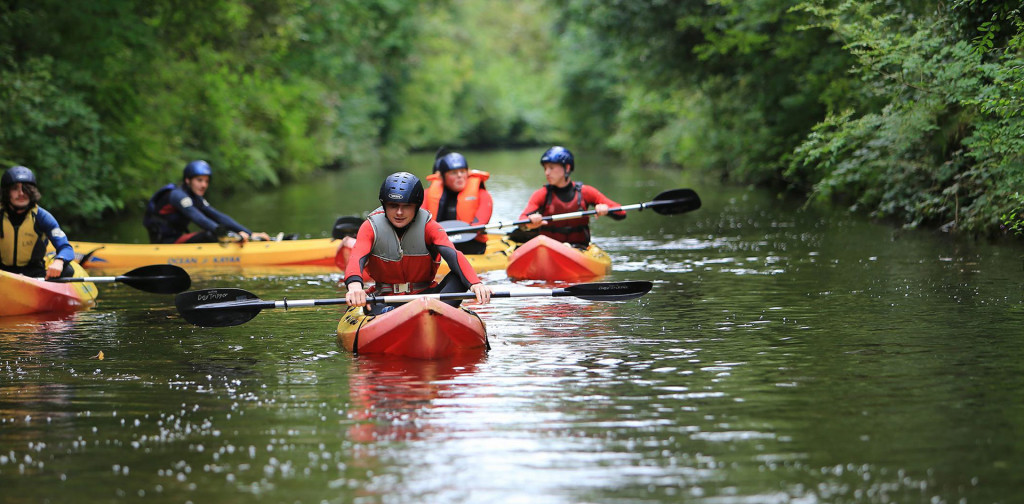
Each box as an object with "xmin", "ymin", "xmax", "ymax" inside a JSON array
[
  {"xmin": 336, "ymin": 297, "xmax": 488, "ymax": 359},
  {"xmin": 0, "ymin": 263, "xmax": 98, "ymax": 317},
  {"xmin": 505, "ymin": 235, "xmax": 611, "ymax": 282}
]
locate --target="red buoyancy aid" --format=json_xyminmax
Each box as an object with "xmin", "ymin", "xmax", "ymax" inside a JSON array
[
  {"xmin": 423, "ymin": 170, "xmax": 490, "ymax": 243},
  {"xmin": 363, "ymin": 207, "xmax": 440, "ymax": 292},
  {"xmin": 540, "ymin": 182, "xmax": 591, "ymax": 245}
]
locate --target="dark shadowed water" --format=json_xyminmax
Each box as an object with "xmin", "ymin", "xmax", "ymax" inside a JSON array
[{"xmin": 3, "ymin": 150, "xmax": 1024, "ymax": 503}]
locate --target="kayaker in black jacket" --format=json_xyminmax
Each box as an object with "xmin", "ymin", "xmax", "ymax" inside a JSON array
[
  {"xmin": 0, "ymin": 166, "xmax": 75, "ymax": 278},
  {"xmin": 143, "ymin": 160, "xmax": 271, "ymax": 244}
]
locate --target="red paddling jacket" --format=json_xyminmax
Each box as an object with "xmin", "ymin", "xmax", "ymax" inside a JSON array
[
  {"xmin": 344, "ymin": 207, "xmax": 482, "ymax": 294},
  {"xmin": 518, "ymin": 182, "xmax": 626, "ymax": 245}
]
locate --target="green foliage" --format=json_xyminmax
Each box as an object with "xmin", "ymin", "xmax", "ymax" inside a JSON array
[
  {"xmin": 554, "ymin": 0, "xmax": 1024, "ymax": 235},
  {"xmin": 1001, "ymin": 193, "xmax": 1024, "ymax": 236},
  {"xmin": 390, "ymin": 0, "xmax": 565, "ymax": 150},
  {"xmin": 0, "ymin": 57, "xmax": 121, "ymax": 227},
  {"xmin": 0, "ymin": 0, "xmax": 423, "ymax": 222},
  {"xmin": 790, "ymin": 0, "xmax": 1024, "ymax": 234},
  {"xmin": 4, "ymin": 0, "xmax": 1023, "ymax": 238},
  {"xmin": 558, "ymin": 0, "xmax": 858, "ymax": 183}
]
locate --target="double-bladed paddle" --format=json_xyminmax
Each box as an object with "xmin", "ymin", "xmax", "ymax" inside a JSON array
[
  {"xmin": 443, "ymin": 188, "xmax": 701, "ymax": 243},
  {"xmin": 46, "ymin": 264, "xmax": 191, "ymax": 294},
  {"xmin": 175, "ymin": 280, "xmax": 653, "ymax": 327}
]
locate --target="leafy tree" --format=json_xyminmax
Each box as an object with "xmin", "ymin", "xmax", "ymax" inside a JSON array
[
  {"xmin": 391, "ymin": 0, "xmax": 565, "ymax": 150},
  {"xmin": 557, "ymin": 0, "xmax": 857, "ymax": 184},
  {"xmin": 0, "ymin": 0, "xmax": 425, "ymax": 223},
  {"xmin": 791, "ymin": 0, "xmax": 1024, "ymax": 233}
]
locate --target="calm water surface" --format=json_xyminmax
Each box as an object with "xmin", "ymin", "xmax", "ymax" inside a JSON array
[{"xmin": 3, "ymin": 150, "xmax": 1024, "ymax": 503}]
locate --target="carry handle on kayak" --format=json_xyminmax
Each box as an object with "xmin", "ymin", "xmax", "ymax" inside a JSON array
[{"xmin": 174, "ymin": 281, "xmax": 654, "ymax": 328}]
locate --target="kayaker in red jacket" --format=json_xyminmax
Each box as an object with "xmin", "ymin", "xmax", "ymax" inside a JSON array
[
  {"xmin": 518, "ymin": 146, "xmax": 626, "ymax": 246},
  {"xmin": 0, "ymin": 166, "xmax": 75, "ymax": 279},
  {"xmin": 345, "ymin": 172, "xmax": 492, "ymax": 314},
  {"xmin": 422, "ymin": 152, "xmax": 494, "ymax": 255}
]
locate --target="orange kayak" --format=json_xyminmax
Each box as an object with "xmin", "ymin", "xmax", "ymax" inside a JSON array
[
  {"xmin": 0, "ymin": 262, "xmax": 98, "ymax": 317},
  {"xmin": 505, "ymin": 235, "xmax": 611, "ymax": 282},
  {"xmin": 337, "ymin": 297, "xmax": 488, "ymax": 359}
]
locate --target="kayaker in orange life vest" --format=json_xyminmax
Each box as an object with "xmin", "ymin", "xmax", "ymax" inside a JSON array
[
  {"xmin": 345, "ymin": 172, "xmax": 492, "ymax": 314},
  {"xmin": 143, "ymin": 160, "xmax": 271, "ymax": 244},
  {"xmin": 422, "ymin": 152, "xmax": 494, "ymax": 255},
  {"xmin": 0, "ymin": 166, "xmax": 75, "ymax": 279},
  {"xmin": 518, "ymin": 146, "xmax": 626, "ymax": 246}
]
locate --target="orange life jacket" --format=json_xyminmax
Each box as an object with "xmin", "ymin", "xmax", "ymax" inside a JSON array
[{"xmin": 423, "ymin": 170, "xmax": 489, "ymax": 225}]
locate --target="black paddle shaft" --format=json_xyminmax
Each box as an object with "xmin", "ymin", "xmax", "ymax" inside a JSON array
[{"xmin": 175, "ymin": 281, "xmax": 654, "ymax": 327}]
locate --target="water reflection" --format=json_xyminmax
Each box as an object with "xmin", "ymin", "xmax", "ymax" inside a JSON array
[
  {"xmin": 5, "ymin": 153, "xmax": 1024, "ymax": 502},
  {"xmin": 0, "ymin": 311, "xmax": 81, "ymax": 335},
  {"xmin": 347, "ymin": 353, "xmax": 486, "ymax": 443}
]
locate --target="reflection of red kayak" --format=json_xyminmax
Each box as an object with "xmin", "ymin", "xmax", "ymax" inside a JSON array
[
  {"xmin": 347, "ymin": 353, "xmax": 484, "ymax": 442},
  {"xmin": 506, "ymin": 235, "xmax": 611, "ymax": 282},
  {"xmin": 0, "ymin": 262, "xmax": 97, "ymax": 317},
  {"xmin": 336, "ymin": 297, "xmax": 488, "ymax": 359}
]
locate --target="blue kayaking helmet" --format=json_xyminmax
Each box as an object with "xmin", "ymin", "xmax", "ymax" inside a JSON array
[
  {"xmin": 379, "ymin": 172, "xmax": 425, "ymax": 207},
  {"xmin": 435, "ymin": 152, "xmax": 469, "ymax": 174},
  {"xmin": 1, "ymin": 165, "xmax": 37, "ymax": 189},
  {"xmin": 183, "ymin": 160, "xmax": 212, "ymax": 180},
  {"xmin": 540, "ymin": 146, "xmax": 574, "ymax": 175}
]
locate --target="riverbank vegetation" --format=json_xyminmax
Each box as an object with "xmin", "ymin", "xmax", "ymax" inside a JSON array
[
  {"xmin": 1, "ymin": 1, "xmax": 1021, "ymax": 235},
  {"xmin": 556, "ymin": 0, "xmax": 1023, "ymax": 235}
]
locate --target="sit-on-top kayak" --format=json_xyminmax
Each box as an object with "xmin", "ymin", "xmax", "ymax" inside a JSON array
[
  {"xmin": 505, "ymin": 234, "xmax": 612, "ymax": 282},
  {"xmin": 0, "ymin": 261, "xmax": 98, "ymax": 317},
  {"xmin": 337, "ymin": 297, "xmax": 488, "ymax": 359},
  {"xmin": 69, "ymin": 238, "xmax": 343, "ymax": 270}
]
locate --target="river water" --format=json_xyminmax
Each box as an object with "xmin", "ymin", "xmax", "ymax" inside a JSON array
[{"xmin": 2, "ymin": 150, "xmax": 1023, "ymax": 503}]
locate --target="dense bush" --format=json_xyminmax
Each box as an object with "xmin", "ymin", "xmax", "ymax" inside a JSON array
[
  {"xmin": 555, "ymin": 0, "xmax": 1024, "ymax": 235},
  {"xmin": 0, "ymin": 0, "xmax": 420, "ymax": 223},
  {"xmin": 3, "ymin": 0, "xmax": 1022, "ymax": 236}
]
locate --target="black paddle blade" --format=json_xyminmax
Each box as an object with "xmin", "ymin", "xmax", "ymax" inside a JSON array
[
  {"xmin": 558, "ymin": 281, "xmax": 653, "ymax": 301},
  {"xmin": 175, "ymin": 288, "xmax": 264, "ymax": 327},
  {"xmin": 120, "ymin": 264, "xmax": 191, "ymax": 294},
  {"xmin": 332, "ymin": 216, "xmax": 364, "ymax": 240},
  {"xmin": 439, "ymin": 220, "xmax": 476, "ymax": 244},
  {"xmin": 79, "ymin": 246, "xmax": 105, "ymax": 265},
  {"xmin": 650, "ymin": 188, "xmax": 701, "ymax": 215}
]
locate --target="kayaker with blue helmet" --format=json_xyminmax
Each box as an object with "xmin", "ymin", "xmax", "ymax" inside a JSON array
[
  {"xmin": 423, "ymin": 152, "xmax": 494, "ymax": 255},
  {"xmin": 143, "ymin": 160, "xmax": 271, "ymax": 244},
  {"xmin": 0, "ymin": 166, "xmax": 75, "ymax": 279},
  {"xmin": 518, "ymin": 146, "xmax": 626, "ymax": 246},
  {"xmin": 345, "ymin": 172, "xmax": 492, "ymax": 314}
]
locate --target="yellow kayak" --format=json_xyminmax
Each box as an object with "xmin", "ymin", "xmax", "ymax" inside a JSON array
[
  {"xmin": 68, "ymin": 238, "xmax": 343, "ymax": 270},
  {"xmin": 437, "ymin": 235, "xmax": 518, "ymax": 277},
  {"xmin": 0, "ymin": 261, "xmax": 97, "ymax": 317}
]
